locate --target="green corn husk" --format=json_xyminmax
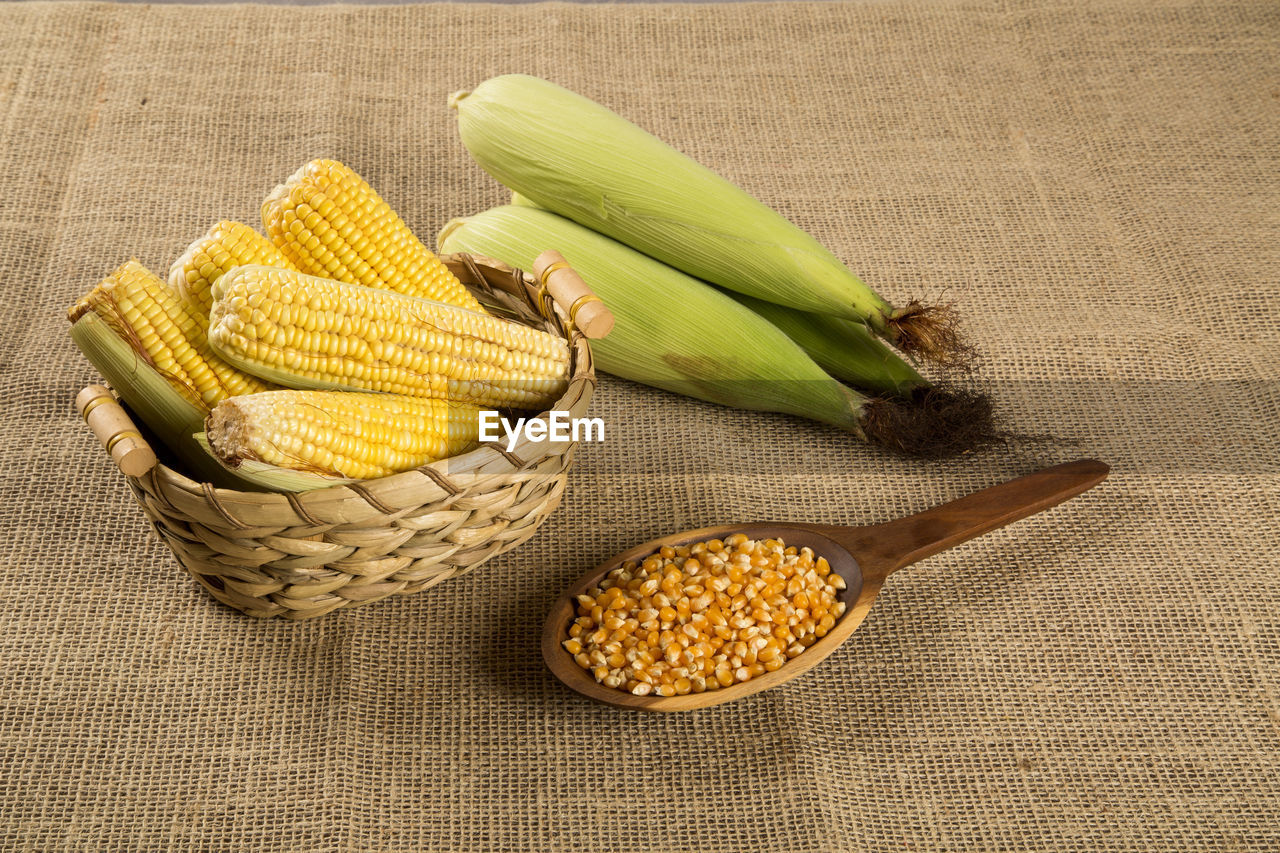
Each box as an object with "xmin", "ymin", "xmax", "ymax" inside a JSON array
[
  {"xmin": 194, "ymin": 432, "xmax": 355, "ymax": 492},
  {"xmin": 451, "ymin": 74, "xmax": 971, "ymax": 367},
  {"xmin": 439, "ymin": 205, "xmax": 995, "ymax": 457},
  {"xmin": 510, "ymin": 191, "xmax": 925, "ymax": 398},
  {"xmin": 728, "ymin": 292, "xmax": 926, "ymax": 398},
  {"xmin": 440, "ymin": 206, "xmax": 868, "ymax": 434},
  {"xmin": 68, "ymin": 313, "xmax": 268, "ymax": 489}
]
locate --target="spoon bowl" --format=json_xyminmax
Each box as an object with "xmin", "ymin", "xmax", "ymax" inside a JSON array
[{"xmin": 542, "ymin": 459, "xmax": 1110, "ymax": 712}]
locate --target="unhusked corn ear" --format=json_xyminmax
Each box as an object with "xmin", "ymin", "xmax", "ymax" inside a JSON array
[
  {"xmin": 438, "ymin": 206, "xmax": 868, "ymax": 435},
  {"xmin": 511, "ymin": 190, "xmax": 925, "ymax": 397},
  {"xmin": 68, "ymin": 259, "xmax": 275, "ymax": 409},
  {"xmin": 261, "ymin": 158, "xmax": 485, "ymax": 313},
  {"xmin": 207, "ymin": 390, "xmax": 480, "ymax": 481},
  {"xmin": 453, "ymin": 75, "xmax": 977, "ymax": 368},
  {"xmin": 208, "ymin": 265, "xmax": 569, "ymax": 410},
  {"xmin": 728, "ymin": 291, "xmax": 925, "ymax": 398},
  {"xmin": 170, "ymin": 221, "xmax": 295, "ymax": 317}
]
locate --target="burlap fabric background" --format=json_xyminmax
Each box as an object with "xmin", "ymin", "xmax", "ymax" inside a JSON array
[{"xmin": 1, "ymin": 1, "xmax": 1276, "ymax": 849}]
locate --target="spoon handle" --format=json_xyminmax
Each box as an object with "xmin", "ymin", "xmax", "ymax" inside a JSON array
[{"xmin": 838, "ymin": 459, "xmax": 1110, "ymax": 580}]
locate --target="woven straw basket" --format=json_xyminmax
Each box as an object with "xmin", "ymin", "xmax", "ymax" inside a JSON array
[{"xmin": 78, "ymin": 253, "xmax": 599, "ymax": 619}]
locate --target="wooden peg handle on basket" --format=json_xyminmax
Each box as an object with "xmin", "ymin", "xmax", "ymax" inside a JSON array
[
  {"xmin": 75, "ymin": 385, "xmax": 158, "ymax": 478},
  {"xmin": 532, "ymin": 250, "xmax": 615, "ymax": 339}
]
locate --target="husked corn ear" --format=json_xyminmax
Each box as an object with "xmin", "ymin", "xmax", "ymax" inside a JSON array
[
  {"xmin": 69, "ymin": 312, "xmax": 261, "ymax": 489},
  {"xmin": 170, "ymin": 221, "xmax": 295, "ymax": 317},
  {"xmin": 208, "ymin": 265, "xmax": 569, "ymax": 410},
  {"xmin": 68, "ymin": 259, "xmax": 275, "ymax": 409},
  {"xmin": 207, "ymin": 390, "xmax": 480, "ymax": 481},
  {"xmin": 262, "ymin": 159, "xmax": 485, "ymax": 313}
]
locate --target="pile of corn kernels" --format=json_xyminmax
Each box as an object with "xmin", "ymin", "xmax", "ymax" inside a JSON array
[{"xmin": 565, "ymin": 533, "xmax": 847, "ymax": 696}]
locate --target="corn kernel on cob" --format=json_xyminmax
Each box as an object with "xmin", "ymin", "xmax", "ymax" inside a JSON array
[
  {"xmin": 69, "ymin": 259, "xmax": 274, "ymax": 409},
  {"xmin": 170, "ymin": 220, "xmax": 295, "ymax": 318},
  {"xmin": 261, "ymin": 158, "xmax": 485, "ymax": 313},
  {"xmin": 208, "ymin": 265, "xmax": 569, "ymax": 410},
  {"xmin": 207, "ymin": 390, "xmax": 480, "ymax": 481}
]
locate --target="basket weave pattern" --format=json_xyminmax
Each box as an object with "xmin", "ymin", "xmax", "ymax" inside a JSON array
[{"xmin": 106, "ymin": 254, "xmax": 596, "ymax": 620}]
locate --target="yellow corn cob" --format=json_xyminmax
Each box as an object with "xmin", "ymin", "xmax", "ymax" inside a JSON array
[
  {"xmin": 208, "ymin": 265, "xmax": 569, "ymax": 410},
  {"xmin": 206, "ymin": 390, "xmax": 480, "ymax": 481},
  {"xmin": 261, "ymin": 158, "xmax": 485, "ymax": 313},
  {"xmin": 69, "ymin": 259, "xmax": 274, "ymax": 409},
  {"xmin": 169, "ymin": 220, "xmax": 296, "ymax": 317},
  {"xmin": 69, "ymin": 313, "xmax": 257, "ymax": 488}
]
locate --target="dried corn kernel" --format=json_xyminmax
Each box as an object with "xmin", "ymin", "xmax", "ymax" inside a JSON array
[{"xmin": 567, "ymin": 535, "xmax": 845, "ymax": 696}]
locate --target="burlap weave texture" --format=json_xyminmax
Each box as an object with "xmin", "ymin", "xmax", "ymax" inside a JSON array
[{"xmin": 1, "ymin": 1, "xmax": 1277, "ymax": 850}]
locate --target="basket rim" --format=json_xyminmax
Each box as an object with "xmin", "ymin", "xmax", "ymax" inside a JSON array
[{"xmin": 108, "ymin": 252, "xmax": 597, "ymax": 518}]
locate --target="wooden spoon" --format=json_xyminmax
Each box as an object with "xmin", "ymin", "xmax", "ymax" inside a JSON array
[{"xmin": 542, "ymin": 459, "xmax": 1109, "ymax": 712}]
